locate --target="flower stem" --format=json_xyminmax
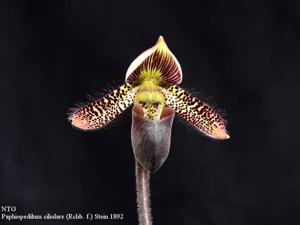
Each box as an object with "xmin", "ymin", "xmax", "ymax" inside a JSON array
[{"xmin": 135, "ymin": 161, "xmax": 152, "ymax": 225}]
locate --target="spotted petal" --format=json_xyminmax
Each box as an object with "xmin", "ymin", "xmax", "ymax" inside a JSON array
[
  {"xmin": 125, "ymin": 36, "xmax": 182, "ymax": 85},
  {"xmin": 69, "ymin": 84, "xmax": 137, "ymax": 130},
  {"xmin": 162, "ymin": 85, "xmax": 229, "ymax": 140}
]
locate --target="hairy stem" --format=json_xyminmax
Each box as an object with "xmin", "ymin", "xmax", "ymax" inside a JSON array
[{"xmin": 135, "ymin": 161, "xmax": 152, "ymax": 225}]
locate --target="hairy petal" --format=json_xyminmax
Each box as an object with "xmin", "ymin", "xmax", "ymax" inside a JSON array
[
  {"xmin": 68, "ymin": 84, "xmax": 137, "ymax": 130},
  {"xmin": 162, "ymin": 85, "xmax": 230, "ymax": 140}
]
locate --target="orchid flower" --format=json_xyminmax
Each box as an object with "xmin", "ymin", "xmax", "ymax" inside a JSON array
[
  {"xmin": 68, "ymin": 36, "xmax": 229, "ymax": 225},
  {"xmin": 69, "ymin": 36, "xmax": 229, "ymax": 140}
]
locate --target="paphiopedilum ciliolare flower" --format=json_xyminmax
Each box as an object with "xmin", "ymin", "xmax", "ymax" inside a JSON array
[{"xmin": 69, "ymin": 36, "xmax": 229, "ymax": 171}]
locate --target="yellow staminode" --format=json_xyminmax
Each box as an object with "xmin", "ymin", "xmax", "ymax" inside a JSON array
[{"xmin": 134, "ymin": 78, "xmax": 166, "ymax": 120}]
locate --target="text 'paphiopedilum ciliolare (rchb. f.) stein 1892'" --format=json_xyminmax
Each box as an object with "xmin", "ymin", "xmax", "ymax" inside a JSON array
[{"xmin": 69, "ymin": 36, "xmax": 229, "ymax": 140}]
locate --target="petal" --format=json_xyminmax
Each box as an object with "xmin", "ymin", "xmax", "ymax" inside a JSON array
[
  {"xmin": 162, "ymin": 85, "xmax": 230, "ymax": 140},
  {"xmin": 125, "ymin": 36, "xmax": 182, "ymax": 85},
  {"xmin": 68, "ymin": 84, "xmax": 137, "ymax": 130}
]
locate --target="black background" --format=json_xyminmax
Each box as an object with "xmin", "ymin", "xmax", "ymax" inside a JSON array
[{"xmin": 1, "ymin": 1, "xmax": 300, "ymax": 225}]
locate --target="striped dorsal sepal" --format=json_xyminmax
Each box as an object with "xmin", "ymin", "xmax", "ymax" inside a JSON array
[
  {"xmin": 68, "ymin": 84, "xmax": 137, "ymax": 130},
  {"xmin": 161, "ymin": 85, "xmax": 229, "ymax": 140},
  {"xmin": 125, "ymin": 36, "xmax": 182, "ymax": 86}
]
